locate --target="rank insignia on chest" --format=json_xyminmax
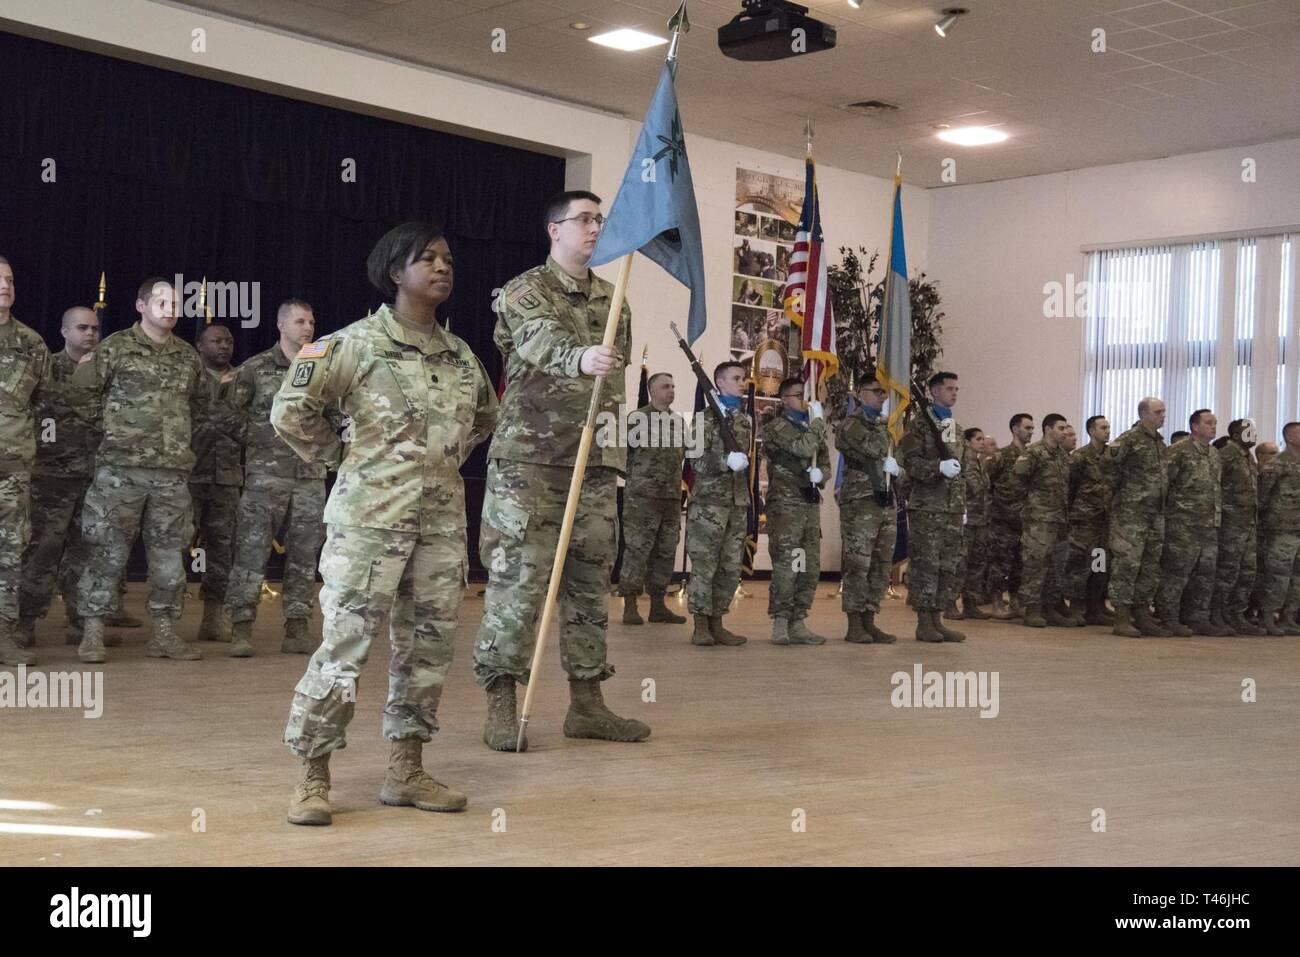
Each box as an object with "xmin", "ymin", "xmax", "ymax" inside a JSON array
[
  {"xmin": 297, "ymin": 341, "xmax": 332, "ymax": 360},
  {"xmin": 291, "ymin": 362, "xmax": 314, "ymax": 387}
]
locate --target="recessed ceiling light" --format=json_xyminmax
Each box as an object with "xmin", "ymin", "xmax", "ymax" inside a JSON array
[
  {"xmin": 936, "ymin": 126, "xmax": 1008, "ymax": 146},
  {"xmin": 935, "ymin": 7, "xmax": 968, "ymax": 38},
  {"xmin": 570, "ymin": 22, "xmax": 590, "ymax": 31},
  {"xmin": 588, "ymin": 28, "xmax": 668, "ymax": 51}
]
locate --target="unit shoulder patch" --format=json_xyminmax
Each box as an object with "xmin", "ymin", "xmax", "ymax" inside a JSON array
[{"xmin": 291, "ymin": 362, "xmax": 315, "ymax": 387}]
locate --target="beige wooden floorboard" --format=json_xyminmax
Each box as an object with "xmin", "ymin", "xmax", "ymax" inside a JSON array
[{"xmin": 2, "ymin": 583, "xmax": 1297, "ymax": 866}]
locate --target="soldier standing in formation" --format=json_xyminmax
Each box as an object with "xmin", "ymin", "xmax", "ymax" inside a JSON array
[
  {"xmin": 1013, "ymin": 414, "xmax": 1077, "ymax": 627},
  {"xmin": 191, "ymin": 322, "xmax": 242, "ymax": 643},
  {"xmin": 224, "ymin": 299, "xmax": 329, "ymax": 658},
  {"xmin": 986, "ymin": 413, "xmax": 1034, "ymax": 620},
  {"xmin": 948, "ymin": 425, "xmax": 990, "ymax": 622},
  {"xmin": 1156, "ymin": 410, "xmax": 1223, "ymax": 635},
  {"xmin": 761, "ymin": 376, "xmax": 831, "ymax": 646},
  {"xmin": 0, "ymin": 255, "xmax": 48, "ymax": 667},
  {"xmin": 275, "ymin": 223, "xmax": 497, "ymax": 825},
  {"xmin": 474, "ymin": 190, "xmax": 649, "ymax": 751},
  {"xmin": 1256, "ymin": 422, "xmax": 1300, "ymax": 636},
  {"xmin": 1108, "ymin": 397, "xmax": 1169, "ymax": 637},
  {"xmin": 618, "ymin": 371, "xmax": 686, "ymax": 627},
  {"xmin": 1215, "ymin": 419, "xmax": 1262, "ymax": 635},
  {"xmin": 835, "ymin": 374, "xmax": 901, "ymax": 643},
  {"xmin": 1066, "ymin": 415, "xmax": 1114, "ymax": 626},
  {"xmin": 898, "ymin": 371, "xmax": 966, "ymax": 643},
  {"xmin": 17, "ymin": 307, "xmax": 107, "ymax": 652},
  {"xmin": 684, "ymin": 361, "xmax": 751, "ymax": 647}
]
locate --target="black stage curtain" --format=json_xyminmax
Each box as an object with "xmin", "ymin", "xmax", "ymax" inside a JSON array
[{"xmin": 0, "ymin": 30, "xmax": 563, "ymax": 578}]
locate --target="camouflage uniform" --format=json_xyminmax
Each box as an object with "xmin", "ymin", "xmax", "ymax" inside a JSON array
[
  {"xmin": 224, "ymin": 344, "xmax": 328, "ymax": 626},
  {"xmin": 474, "ymin": 256, "xmax": 630, "ymax": 688},
  {"xmin": 761, "ymin": 408, "xmax": 830, "ymax": 620},
  {"xmin": 835, "ymin": 407, "xmax": 897, "ymax": 614},
  {"xmin": 19, "ymin": 349, "xmax": 100, "ymax": 623},
  {"xmin": 188, "ymin": 366, "xmax": 243, "ymax": 604},
  {"xmin": 618, "ymin": 403, "xmax": 684, "ymax": 598},
  {"xmin": 1107, "ymin": 422, "xmax": 1167, "ymax": 608},
  {"xmin": 1066, "ymin": 441, "xmax": 1112, "ymax": 601},
  {"xmin": 1257, "ymin": 449, "xmax": 1300, "ymax": 623},
  {"xmin": 1213, "ymin": 441, "xmax": 1258, "ymax": 620},
  {"xmin": 986, "ymin": 442, "xmax": 1026, "ymax": 600},
  {"xmin": 1013, "ymin": 440, "xmax": 1070, "ymax": 607},
  {"xmin": 1156, "ymin": 439, "xmax": 1221, "ymax": 625},
  {"xmin": 959, "ymin": 442, "xmax": 990, "ymax": 603},
  {"xmin": 0, "ymin": 317, "xmax": 49, "ymax": 624},
  {"xmin": 76, "ymin": 322, "xmax": 235, "ymax": 619},
  {"xmin": 685, "ymin": 404, "xmax": 751, "ymax": 615},
  {"xmin": 275, "ymin": 305, "xmax": 496, "ymax": 757},
  {"xmin": 898, "ymin": 408, "xmax": 965, "ymax": 611}
]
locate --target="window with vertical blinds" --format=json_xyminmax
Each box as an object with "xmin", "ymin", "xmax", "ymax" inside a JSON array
[{"xmin": 1083, "ymin": 234, "xmax": 1298, "ymax": 443}]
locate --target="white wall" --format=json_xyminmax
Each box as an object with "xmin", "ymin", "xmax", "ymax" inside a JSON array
[
  {"xmin": 3, "ymin": 0, "xmax": 932, "ymax": 572},
  {"xmin": 928, "ymin": 137, "xmax": 1300, "ymax": 446}
]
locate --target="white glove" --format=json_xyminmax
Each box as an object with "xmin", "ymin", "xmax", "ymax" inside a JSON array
[
  {"xmin": 726, "ymin": 451, "xmax": 750, "ymax": 472},
  {"xmin": 807, "ymin": 400, "xmax": 824, "ymax": 421},
  {"xmin": 807, "ymin": 466, "xmax": 824, "ymax": 485},
  {"xmin": 883, "ymin": 455, "xmax": 900, "ymax": 476},
  {"xmin": 939, "ymin": 458, "xmax": 961, "ymax": 478}
]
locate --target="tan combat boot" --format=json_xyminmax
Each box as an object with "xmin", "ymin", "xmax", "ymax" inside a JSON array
[
  {"xmin": 1281, "ymin": 603, "xmax": 1300, "ymax": 636},
  {"xmin": 1155, "ymin": 607, "xmax": 1192, "ymax": 636},
  {"xmin": 1227, "ymin": 609, "xmax": 1264, "ymax": 636},
  {"xmin": 943, "ymin": 600, "xmax": 964, "ymax": 621},
  {"xmin": 14, "ymin": 616, "xmax": 37, "ymax": 649},
  {"xmin": 105, "ymin": 608, "xmax": 143, "ymax": 628},
  {"xmin": 1022, "ymin": 603, "xmax": 1048, "ymax": 628},
  {"xmin": 281, "ymin": 618, "xmax": 315, "ymax": 655},
  {"xmin": 622, "ymin": 595, "xmax": 644, "ymax": 626},
  {"xmin": 483, "ymin": 675, "xmax": 527, "ymax": 752},
  {"xmin": 227, "ymin": 620, "xmax": 254, "ymax": 658},
  {"xmin": 787, "ymin": 618, "xmax": 826, "ymax": 645},
  {"xmin": 1111, "ymin": 605, "xmax": 1142, "ymax": 638},
  {"xmin": 962, "ymin": 595, "xmax": 991, "ymax": 620},
  {"xmin": 691, "ymin": 614, "xmax": 714, "ymax": 646},
  {"xmin": 65, "ymin": 612, "xmax": 117, "ymax": 646},
  {"xmin": 195, "ymin": 599, "xmax": 230, "ymax": 642},
  {"xmin": 932, "ymin": 610, "xmax": 966, "ymax": 642},
  {"xmin": 1084, "ymin": 589, "xmax": 1114, "ymax": 626},
  {"xmin": 863, "ymin": 610, "xmax": 897, "ymax": 644},
  {"xmin": 145, "ymin": 615, "xmax": 202, "ymax": 660},
  {"xmin": 647, "ymin": 592, "xmax": 686, "ymax": 624},
  {"xmin": 915, "ymin": 611, "xmax": 944, "ymax": 642},
  {"xmin": 1132, "ymin": 605, "xmax": 1171, "ymax": 637},
  {"xmin": 0, "ymin": 620, "xmax": 36, "ymax": 666},
  {"xmin": 378, "ymin": 739, "xmax": 468, "ymax": 811},
  {"xmin": 990, "ymin": 593, "xmax": 1016, "ymax": 620},
  {"xmin": 709, "ymin": 615, "xmax": 747, "ymax": 646},
  {"xmin": 844, "ymin": 612, "xmax": 873, "ymax": 644},
  {"xmin": 771, "ymin": 617, "xmax": 791, "ymax": 645},
  {"xmin": 287, "ymin": 754, "xmax": 332, "ymax": 826},
  {"xmin": 1042, "ymin": 601, "xmax": 1071, "ymax": 627},
  {"xmin": 78, "ymin": 617, "xmax": 108, "ymax": 663},
  {"xmin": 563, "ymin": 677, "xmax": 650, "ymax": 742}
]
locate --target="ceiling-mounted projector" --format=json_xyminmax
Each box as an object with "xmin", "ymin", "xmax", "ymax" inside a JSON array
[{"xmin": 718, "ymin": 0, "xmax": 837, "ymax": 62}]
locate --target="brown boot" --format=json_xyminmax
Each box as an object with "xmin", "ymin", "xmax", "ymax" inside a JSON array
[
  {"xmin": 962, "ymin": 595, "xmax": 990, "ymax": 620},
  {"xmin": 915, "ymin": 610, "xmax": 944, "ymax": 642},
  {"xmin": 563, "ymin": 677, "xmax": 650, "ymax": 742},
  {"xmin": 1132, "ymin": 605, "xmax": 1171, "ymax": 637},
  {"xmin": 691, "ymin": 614, "xmax": 714, "ymax": 646},
  {"xmin": 281, "ymin": 618, "xmax": 315, "ymax": 655},
  {"xmin": 1111, "ymin": 605, "xmax": 1142, "ymax": 638},
  {"xmin": 943, "ymin": 600, "xmax": 964, "ymax": 621},
  {"xmin": 195, "ymin": 599, "xmax": 230, "ymax": 642},
  {"xmin": 1261, "ymin": 611, "xmax": 1287, "ymax": 637},
  {"xmin": 844, "ymin": 611, "xmax": 873, "ymax": 644},
  {"xmin": 1281, "ymin": 604, "xmax": 1300, "ymax": 636},
  {"xmin": 145, "ymin": 615, "xmax": 202, "ymax": 660},
  {"xmin": 787, "ymin": 618, "xmax": 827, "ymax": 645},
  {"xmin": 104, "ymin": 608, "xmax": 143, "ymax": 628},
  {"xmin": 1022, "ymin": 603, "xmax": 1047, "ymax": 628},
  {"xmin": 1009, "ymin": 596, "xmax": 1025, "ymax": 619},
  {"xmin": 287, "ymin": 754, "xmax": 332, "ymax": 826},
  {"xmin": 1227, "ymin": 610, "xmax": 1264, "ymax": 636},
  {"xmin": 864, "ymin": 610, "xmax": 897, "ymax": 644},
  {"xmin": 378, "ymin": 739, "xmax": 467, "ymax": 811},
  {"xmin": 14, "ymin": 616, "xmax": 36, "ymax": 649},
  {"xmin": 708, "ymin": 615, "xmax": 746, "ymax": 646},
  {"xmin": 990, "ymin": 594, "xmax": 1016, "ymax": 621},
  {"xmin": 1084, "ymin": 590, "xmax": 1114, "ymax": 626},
  {"xmin": 932, "ymin": 610, "xmax": 966, "ymax": 642},
  {"xmin": 1156, "ymin": 609, "xmax": 1193, "ymax": 637},
  {"xmin": 622, "ymin": 595, "xmax": 644, "ymax": 626},
  {"xmin": 1042, "ymin": 602, "xmax": 1071, "ymax": 627},
  {"xmin": 227, "ymin": 620, "xmax": 254, "ymax": 658},
  {"xmin": 78, "ymin": 617, "xmax": 108, "ymax": 663},
  {"xmin": 483, "ymin": 675, "xmax": 527, "ymax": 752},
  {"xmin": 1061, "ymin": 600, "xmax": 1086, "ymax": 627},
  {"xmin": 0, "ymin": 620, "xmax": 36, "ymax": 666},
  {"xmin": 648, "ymin": 592, "xmax": 686, "ymax": 624},
  {"xmin": 771, "ymin": 617, "xmax": 790, "ymax": 645}
]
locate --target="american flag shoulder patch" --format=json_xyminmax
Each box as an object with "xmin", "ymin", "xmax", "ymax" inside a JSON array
[{"xmin": 297, "ymin": 341, "xmax": 332, "ymax": 360}]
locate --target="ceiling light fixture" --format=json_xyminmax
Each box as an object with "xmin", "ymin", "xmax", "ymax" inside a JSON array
[
  {"xmin": 570, "ymin": 22, "xmax": 590, "ymax": 31},
  {"xmin": 588, "ymin": 28, "xmax": 668, "ymax": 51},
  {"xmin": 934, "ymin": 7, "xmax": 967, "ymax": 38},
  {"xmin": 936, "ymin": 125, "xmax": 1008, "ymax": 146},
  {"xmin": 847, "ymin": 1, "xmax": 862, "ymax": 9}
]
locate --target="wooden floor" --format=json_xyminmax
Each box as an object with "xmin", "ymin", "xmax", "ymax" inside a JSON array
[{"xmin": 2, "ymin": 582, "xmax": 1298, "ymax": 867}]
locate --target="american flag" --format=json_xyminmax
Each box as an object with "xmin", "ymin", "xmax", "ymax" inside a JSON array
[{"xmin": 783, "ymin": 153, "xmax": 838, "ymax": 388}]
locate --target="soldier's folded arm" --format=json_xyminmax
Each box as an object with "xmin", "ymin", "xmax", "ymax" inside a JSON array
[
  {"xmin": 767, "ymin": 416, "xmax": 827, "ymax": 458},
  {"xmin": 270, "ymin": 338, "xmax": 358, "ymax": 464}
]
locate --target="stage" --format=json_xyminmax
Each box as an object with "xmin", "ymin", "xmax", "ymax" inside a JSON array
[{"xmin": 2, "ymin": 583, "xmax": 1297, "ymax": 867}]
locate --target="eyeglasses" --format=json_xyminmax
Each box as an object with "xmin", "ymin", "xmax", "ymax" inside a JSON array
[{"xmin": 553, "ymin": 213, "xmax": 607, "ymax": 229}]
